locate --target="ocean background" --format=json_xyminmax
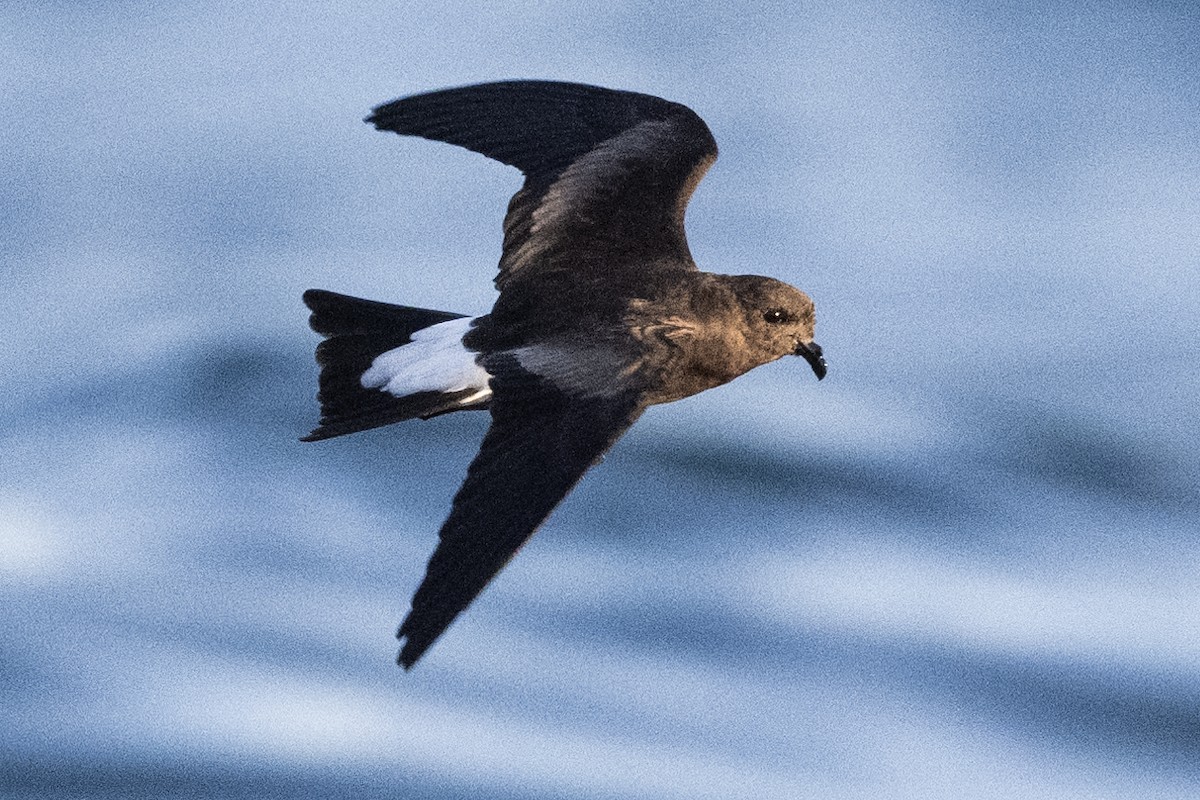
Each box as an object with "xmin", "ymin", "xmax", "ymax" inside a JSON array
[{"xmin": 4, "ymin": 2, "xmax": 1199, "ymax": 798}]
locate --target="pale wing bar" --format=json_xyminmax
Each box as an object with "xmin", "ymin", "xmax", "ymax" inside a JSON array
[{"xmin": 367, "ymin": 81, "xmax": 718, "ymax": 286}]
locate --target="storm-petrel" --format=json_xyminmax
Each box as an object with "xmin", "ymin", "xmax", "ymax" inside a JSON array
[{"xmin": 302, "ymin": 80, "xmax": 827, "ymax": 669}]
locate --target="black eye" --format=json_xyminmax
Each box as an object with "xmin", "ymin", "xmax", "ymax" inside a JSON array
[{"xmin": 763, "ymin": 308, "xmax": 791, "ymax": 324}]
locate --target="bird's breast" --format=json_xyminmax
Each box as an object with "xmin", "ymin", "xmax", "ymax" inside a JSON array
[{"xmin": 626, "ymin": 313, "xmax": 754, "ymax": 405}]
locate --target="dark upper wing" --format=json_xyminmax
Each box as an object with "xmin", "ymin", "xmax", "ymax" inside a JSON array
[
  {"xmin": 366, "ymin": 80, "xmax": 718, "ymax": 289},
  {"xmin": 396, "ymin": 355, "xmax": 644, "ymax": 668}
]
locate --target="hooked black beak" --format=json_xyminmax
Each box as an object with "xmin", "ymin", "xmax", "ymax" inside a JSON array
[{"xmin": 795, "ymin": 340, "xmax": 827, "ymax": 380}]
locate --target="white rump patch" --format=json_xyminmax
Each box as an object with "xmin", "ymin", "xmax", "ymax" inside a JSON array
[{"xmin": 360, "ymin": 317, "xmax": 492, "ymax": 404}]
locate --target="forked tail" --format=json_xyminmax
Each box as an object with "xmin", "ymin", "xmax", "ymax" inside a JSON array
[{"xmin": 301, "ymin": 289, "xmax": 491, "ymax": 441}]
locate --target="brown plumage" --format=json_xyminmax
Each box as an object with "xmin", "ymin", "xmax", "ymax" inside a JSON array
[{"xmin": 304, "ymin": 80, "xmax": 826, "ymax": 669}]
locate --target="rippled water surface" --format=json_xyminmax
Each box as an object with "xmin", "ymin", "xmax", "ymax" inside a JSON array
[{"xmin": 4, "ymin": 3, "xmax": 1199, "ymax": 798}]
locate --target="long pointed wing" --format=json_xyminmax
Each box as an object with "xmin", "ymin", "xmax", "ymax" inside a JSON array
[
  {"xmin": 396, "ymin": 356, "xmax": 644, "ymax": 668},
  {"xmin": 367, "ymin": 80, "xmax": 718, "ymax": 289}
]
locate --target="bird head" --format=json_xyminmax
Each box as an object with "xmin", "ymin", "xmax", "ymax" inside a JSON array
[{"xmin": 728, "ymin": 275, "xmax": 826, "ymax": 380}]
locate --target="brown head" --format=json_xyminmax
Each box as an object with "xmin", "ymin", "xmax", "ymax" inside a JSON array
[{"xmin": 726, "ymin": 274, "xmax": 826, "ymax": 380}]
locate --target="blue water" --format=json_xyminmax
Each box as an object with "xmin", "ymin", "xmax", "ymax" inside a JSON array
[{"xmin": 4, "ymin": 3, "xmax": 1200, "ymax": 798}]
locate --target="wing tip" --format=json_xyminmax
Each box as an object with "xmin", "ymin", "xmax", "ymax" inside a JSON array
[{"xmin": 396, "ymin": 624, "xmax": 427, "ymax": 671}]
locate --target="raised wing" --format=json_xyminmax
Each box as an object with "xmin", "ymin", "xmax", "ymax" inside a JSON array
[
  {"xmin": 396, "ymin": 354, "xmax": 644, "ymax": 668},
  {"xmin": 367, "ymin": 80, "xmax": 718, "ymax": 289}
]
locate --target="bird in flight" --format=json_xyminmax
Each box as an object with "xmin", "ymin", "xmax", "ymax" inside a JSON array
[{"xmin": 303, "ymin": 81, "xmax": 827, "ymax": 669}]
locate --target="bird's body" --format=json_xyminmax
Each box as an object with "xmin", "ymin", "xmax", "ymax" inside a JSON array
[{"xmin": 303, "ymin": 81, "xmax": 826, "ymax": 668}]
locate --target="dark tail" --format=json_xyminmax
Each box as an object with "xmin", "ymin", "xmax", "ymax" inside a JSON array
[{"xmin": 301, "ymin": 289, "xmax": 485, "ymax": 441}]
